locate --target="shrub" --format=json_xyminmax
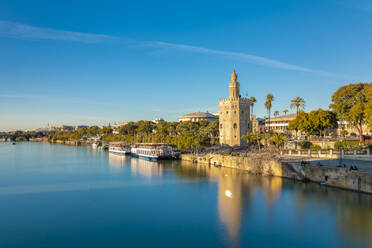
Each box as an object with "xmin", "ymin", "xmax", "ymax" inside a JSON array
[
  {"xmin": 300, "ymin": 141, "xmax": 311, "ymax": 149},
  {"xmin": 15, "ymin": 136, "xmax": 27, "ymax": 142},
  {"xmin": 310, "ymin": 144, "xmax": 321, "ymax": 150},
  {"xmin": 334, "ymin": 141, "xmax": 363, "ymax": 150}
]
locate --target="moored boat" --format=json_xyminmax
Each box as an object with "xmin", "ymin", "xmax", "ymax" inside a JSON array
[
  {"xmin": 109, "ymin": 142, "xmax": 131, "ymax": 155},
  {"xmin": 131, "ymin": 143, "xmax": 176, "ymax": 160},
  {"xmin": 91, "ymin": 141, "xmax": 101, "ymax": 149}
]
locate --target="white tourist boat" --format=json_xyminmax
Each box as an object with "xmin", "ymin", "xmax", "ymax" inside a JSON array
[
  {"xmin": 91, "ymin": 141, "xmax": 100, "ymax": 149},
  {"xmin": 108, "ymin": 142, "xmax": 131, "ymax": 155},
  {"xmin": 130, "ymin": 144, "xmax": 175, "ymax": 160}
]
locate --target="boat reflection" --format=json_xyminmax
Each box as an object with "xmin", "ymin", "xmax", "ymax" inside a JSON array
[
  {"xmin": 130, "ymin": 158, "xmax": 163, "ymax": 178},
  {"xmin": 108, "ymin": 153, "xmax": 129, "ymax": 171},
  {"xmin": 109, "ymin": 154, "xmax": 164, "ymax": 178}
]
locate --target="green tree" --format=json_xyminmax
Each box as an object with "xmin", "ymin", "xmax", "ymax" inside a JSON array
[
  {"xmin": 265, "ymin": 94, "xmax": 274, "ymax": 132},
  {"xmin": 136, "ymin": 121, "xmax": 155, "ymax": 135},
  {"xmin": 88, "ymin": 125, "xmax": 101, "ymax": 136},
  {"xmin": 249, "ymin": 96, "xmax": 256, "ymax": 117},
  {"xmin": 330, "ymin": 83, "xmax": 370, "ymax": 141},
  {"xmin": 283, "ymin": 109, "xmax": 288, "ymax": 115},
  {"xmin": 100, "ymin": 125, "xmax": 113, "ymax": 135},
  {"xmin": 76, "ymin": 127, "xmax": 88, "ymax": 137},
  {"xmin": 119, "ymin": 122, "xmax": 138, "ymax": 135},
  {"xmin": 273, "ymin": 110, "xmax": 279, "ymax": 118},
  {"xmin": 242, "ymin": 133, "xmax": 263, "ymax": 149},
  {"xmin": 289, "ymin": 109, "xmax": 338, "ymax": 138},
  {"xmin": 270, "ymin": 133, "xmax": 286, "ymax": 149},
  {"xmin": 364, "ymin": 83, "xmax": 372, "ymax": 131},
  {"xmin": 290, "ymin": 97, "xmax": 305, "ymax": 115},
  {"xmin": 308, "ymin": 109, "xmax": 338, "ymax": 137},
  {"xmin": 289, "ymin": 111, "xmax": 309, "ymax": 139}
]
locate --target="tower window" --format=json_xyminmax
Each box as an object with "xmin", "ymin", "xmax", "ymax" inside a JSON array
[
  {"xmin": 220, "ymin": 124, "xmax": 223, "ymax": 128},
  {"xmin": 233, "ymin": 123, "xmax": 237, "ymax": 129}
]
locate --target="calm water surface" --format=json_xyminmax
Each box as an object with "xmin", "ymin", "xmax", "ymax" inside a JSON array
[{"xmin": 0, "ymin": 142, "xmax": 371, "ymax": 248}]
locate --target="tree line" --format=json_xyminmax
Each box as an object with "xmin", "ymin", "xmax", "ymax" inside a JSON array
[
  {"xmin": 48, "ymin": 120, "xmax": 219, "ymax": 149},
  {"xmin": 248, "ymin": 82, "xmax": 371, "ymax": 141},
  {"xmin": 12, "ymin": 82, "xmax": 372, "ymax": 149},
  {"xmin": 287, "ymin": 83, "xmax": 371, "ymax": 141},
  {"xmin": 288, "ymin": 109, "xmax": 338, "ymax": 138}
]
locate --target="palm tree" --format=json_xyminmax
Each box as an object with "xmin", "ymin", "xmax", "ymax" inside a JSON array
[
  {"xmin": 290, "ymin": 97, "xmax": 305, "ymax": 115},
  {"xmin": 283, "ymin": 109, "xmax": 288, "ymax": 115},
  {"xmin": 270, "ymin": 133, "xmax": 286, "ymax": 149},
  {"xmin": 265, "ymin": 94, "xmax": 274, "ymax": 132},
  {"xmin": 273, "ymin": 110, "xmax": 279, "ymax": 118},
  {"xmin": 249, "ymin": 96, "xmax": 256, "ymax": 118}
]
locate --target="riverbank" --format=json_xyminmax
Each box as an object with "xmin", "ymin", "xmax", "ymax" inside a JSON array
[
  {"xmin": 48, "ymin": 139, "xmax": 91, "ymax": 146},
  {"xmin": 181, "ymin": 153, "xmax": 372, "ymax": 194}
]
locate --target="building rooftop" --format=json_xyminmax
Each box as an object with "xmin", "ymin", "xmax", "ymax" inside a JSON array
[
  {"xmin": 178, "ymin": 111, "xmax": 218, "ymax": 119},
  {"xmin": 267, "ymin": 113, "xmax": 297, "ymax": 121}
]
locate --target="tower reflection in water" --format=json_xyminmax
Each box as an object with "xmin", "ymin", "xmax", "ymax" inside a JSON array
[
  {"xmin": 214, "ymin": 168, "xmax": 244, "ymax": 242},
  {"xmin": 208, "ymin": 165, "xmax": 282, "ymax": 243},
  {"xmin": 107, "ymin": 156, "xmax": 372, "ymax": 246},
  {"xmin": 174, "ymin": 162, "xmax": 283, "ymax": 243},
  {"xmin": 175, "ymin": 162, "xmax": 372, "ymax": 246}
]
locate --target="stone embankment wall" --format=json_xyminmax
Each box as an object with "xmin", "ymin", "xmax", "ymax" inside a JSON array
[
  {"xmin": 29, "ymin": 137, "xmax": 48, "ymax": 142},
  {"xmin": 49, "ymin": 140, "xmax": 85, "ymax": 146},
  {"xmin": 181, "ymin": 153, "xmax": 372, "ymax": 194}
]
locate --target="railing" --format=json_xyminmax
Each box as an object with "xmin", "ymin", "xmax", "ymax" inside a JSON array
[
  {"xmin": 342, "ymin": 149, "xmax": 371, "ymax": 161},
  {"xmin": 282, "ymin": 149, "xmax": 340, "ymax": 155},
  {"xmin": 281, "ymin": 148, "xmax": 371, "ymax": 161}
]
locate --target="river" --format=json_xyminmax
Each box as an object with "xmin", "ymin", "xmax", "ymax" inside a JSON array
[{"xmin": 0, "ymin": 142, "xmax": 371, "ymax": 248}]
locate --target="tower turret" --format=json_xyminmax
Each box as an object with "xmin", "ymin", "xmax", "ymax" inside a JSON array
[
  {"xmin": 219, "ymin": 69, "xmax": 250, "ymax": 146},
  {"xmin": 229, "ymin": 69, "xmax": 240, "ymax": 98}
]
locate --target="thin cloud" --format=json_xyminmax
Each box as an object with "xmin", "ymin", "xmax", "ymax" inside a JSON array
[
  {"xmin": 339, "ymin": 0, "xmax": 372, "ymax": 13},
  {"xmin": 0, "ymin": 21, "xmax": 344, "ymax": 76},
  {"xmin": 143, "ymin": 41, "xmax": 348, "ymax": 78},
  {"xmin": 0, "ymin": 21, "xmax": 113, "ymax": 43},
  {"xmin": 0, "ymin": 94, "xmax": 42, "ymax": 99},
  {"xmin": 0, "ymin": 93, "xmax": 119, "ymax": 107},
  {"xmin": 143, "ymin": 41, "xmax": 314, "ymax": 72}
]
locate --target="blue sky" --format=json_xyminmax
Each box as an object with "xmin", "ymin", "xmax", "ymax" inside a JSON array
[{"xmin": 1, "ymin": 0, "xmax": 372, "ymax": 131}]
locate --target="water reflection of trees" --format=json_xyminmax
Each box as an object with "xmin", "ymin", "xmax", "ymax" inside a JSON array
[
  {"xmin": 285, "ymin": 181, "xmax": 372, "ymax": 244},
  {"xmin": 174, "ymin": 161, "xmax": 372, "ymax": 246},
  {"xmin": 107, "ymin": 156, "xmax": 372, "ymax": 246}
]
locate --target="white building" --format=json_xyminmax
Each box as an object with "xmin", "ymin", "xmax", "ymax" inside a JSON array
[
  {"xmin": 178, "ymin": 111, "xmax": 218, "ymax": 122},
  {"xmin": 153, "ymin": 118, "xmax": 165, "ymax": 124}
]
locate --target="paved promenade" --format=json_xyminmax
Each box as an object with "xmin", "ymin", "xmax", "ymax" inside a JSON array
[{"xmin": 308, "ymin": 159, "xmax": 372, "ymax": 174}]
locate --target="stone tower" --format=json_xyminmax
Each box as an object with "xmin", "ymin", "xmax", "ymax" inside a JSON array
[{"xmin": 219, "ymin": 70, "xmax": 250, "ymax": 146}]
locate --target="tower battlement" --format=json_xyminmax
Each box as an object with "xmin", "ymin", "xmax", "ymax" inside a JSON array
[{"xmin": 219, "ymin": 97, "xmax": 250, "ymax": 104}]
